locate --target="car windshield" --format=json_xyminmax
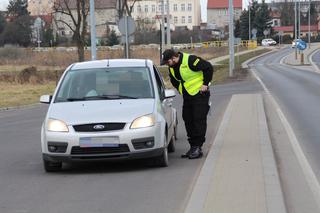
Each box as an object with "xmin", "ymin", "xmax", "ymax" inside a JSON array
[{"xmin": 54, "ymin": 67, "xmax": 154, "ymax": 102}]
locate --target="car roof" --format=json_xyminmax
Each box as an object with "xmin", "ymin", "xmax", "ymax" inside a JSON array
[{"xmin": 71, "ymin": 59, "xmax": 153, "ymax": 70}]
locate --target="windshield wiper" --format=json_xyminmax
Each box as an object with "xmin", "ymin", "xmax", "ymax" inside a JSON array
[
  {"xmin": 66, "ymin": 97, "xmax": 86, "ymax": 101},
  {"xmin": 101, "ymin": 94, "xmax": 138, "ymax": 99}
]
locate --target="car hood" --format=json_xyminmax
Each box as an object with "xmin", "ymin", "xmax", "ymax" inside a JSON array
[{"xmin": 47, "ymin": 99, "xmax": 155, "ymax": 125}]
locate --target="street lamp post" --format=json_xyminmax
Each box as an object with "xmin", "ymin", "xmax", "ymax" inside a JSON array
[
  {"xmin": 89, "ymin": 0, "xmax": 97, "ymax": 60},
  {"xmin": 309, "ymin": 0, "xmax": 311, "ymax": 49},
  {"xmin": 229, "ymin": 0, "xmax": 234, "ymax": 77},
  {"xmin": 166, "ymin": 0, "xmax": 171, "ymax": 47},
  {"xmin": 249, "ymin": 3, "xmax": 251, "ymax": 40},
  {"xmin": 298, "ymin": 0, "xmax": 301, "ymax": 39},
  {"xmin": 295, "ymin": 1, "xmax": 297, "ymax": 59},
  {"xmin": 161, "ymin": 0, "xmax": 165, "ymax": 50}
]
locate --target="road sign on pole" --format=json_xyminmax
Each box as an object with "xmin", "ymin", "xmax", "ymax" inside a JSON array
[{"xmin": 118, "ymin": 16, "xmax": 136, "ymax": 58}]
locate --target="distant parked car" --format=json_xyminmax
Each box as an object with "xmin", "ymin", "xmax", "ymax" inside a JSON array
[
  {"xmin": 40, "ymin": 59, "xmax": 178, "ymax": 172},
  {"xmin": 261, "ymin": 38, "xmax": 277, "ymax": 46}
]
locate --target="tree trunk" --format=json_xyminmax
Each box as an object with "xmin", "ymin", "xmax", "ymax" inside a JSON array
[{"xmin": 77, "ymin": 42, "xmax": 85, "ymax": 62}]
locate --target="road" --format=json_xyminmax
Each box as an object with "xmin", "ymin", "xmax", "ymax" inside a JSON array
[
  {"xmin": 251, "ymin": 48, "xmax": 320, "ymax": 174},
  {"xmin": 312, "ymin": 49, "xmax": 320, "ymax": 69},
  {"xmin": 250, "ymin": 47, "xmax": 320, "ymax": 212},
  {"xmin": 0, "ymin": 79, "xmax": 262, "ymax": 213}
]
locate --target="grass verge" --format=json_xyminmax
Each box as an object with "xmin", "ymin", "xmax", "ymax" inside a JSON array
[
  {"xmin": 0, "ymin": 48, "xmax": 271, "ymax": 108},
  {"xmin": 0, "ymin": 82, "xmax": 56, "ymax": 108}
]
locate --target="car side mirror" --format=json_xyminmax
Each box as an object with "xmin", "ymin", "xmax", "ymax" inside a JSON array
[
  {"xmin": 164, "ymin": 89, "xmax": 176, "ymax": 98},
  {"xmin": 40, "ymin": 95, "xmax": 52, "ymax": 104}
]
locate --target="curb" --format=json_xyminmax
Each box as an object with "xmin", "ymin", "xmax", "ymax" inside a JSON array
[
  {"xmin": 0, "ymin": 103, "xmax": 41, "ymax": 112},
  {"xmin": 257, "ymin": 95, "xmax": 287, "ymax": 213},
  {"xmin": 241, "ymin": 49, "xmax": 278, "ymax": 69},
  {"xmin": 309, "ymin": 48, "xmax": 320, "ymax": 73}
]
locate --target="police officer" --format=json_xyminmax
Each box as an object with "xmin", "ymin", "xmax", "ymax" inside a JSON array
[{"xmin": 161, "ymin": 49, "xmax": 213, "ymax": 159}]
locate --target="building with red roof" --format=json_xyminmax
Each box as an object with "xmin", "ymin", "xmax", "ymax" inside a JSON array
[{"xmin": 207, "ymin": 0, "xmax": 243, "ymax": 29}]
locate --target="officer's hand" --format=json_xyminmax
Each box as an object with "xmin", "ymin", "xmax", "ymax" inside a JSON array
[{"xmin": 200, "ymin": 85, "xmax": 209, "ymax": 93}]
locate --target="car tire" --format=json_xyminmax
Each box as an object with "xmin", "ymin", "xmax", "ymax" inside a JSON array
[
  {"xmin": 153, "ymin": 136, "xmax": 169, "ymax": 167},
  {"xmin": 43, "ymin": 159, "xmax": 62, "ymax": 172},
  {"xmin": 168, "ymin": 134, "xmax": 176, "ymax": 153}
]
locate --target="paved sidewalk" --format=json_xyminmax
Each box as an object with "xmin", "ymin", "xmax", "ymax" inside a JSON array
[
  {"xmin": 209, "ymin": 46, "xmax": 265, "ymax": 65},
  {"xmin": 185, "ymin": 94, "xmax": 286, "ymax": 213},
  {"xmin": 283, "ymin": 43, "xmax": 320, "ymax": 66}
]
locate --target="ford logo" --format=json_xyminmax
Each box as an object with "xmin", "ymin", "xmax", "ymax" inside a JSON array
[{"xmin": 93, "ymin": 124, "xmax": 105, "ymax": 130}]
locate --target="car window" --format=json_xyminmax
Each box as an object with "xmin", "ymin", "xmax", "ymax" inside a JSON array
[
  {"xmin": 54, "ymin": 67, "xmax": 154, "ymax": 102},
  {"xmin": 153, "ymin": 65, "xmax": 165, "ymax": 100}
]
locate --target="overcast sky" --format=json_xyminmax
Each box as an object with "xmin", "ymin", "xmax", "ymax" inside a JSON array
[{"xmin": 0, "ymin": 0, "xmax": 9, "ymax": 11}]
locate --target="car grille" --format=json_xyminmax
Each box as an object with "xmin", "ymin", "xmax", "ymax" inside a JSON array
[
  {"xmin": 73, "ymin": 123, "xmax": 126, "ymax": 132},
  {"xmin": 71, "ymin": 144, "xmax": 130, "ymax": 155}
]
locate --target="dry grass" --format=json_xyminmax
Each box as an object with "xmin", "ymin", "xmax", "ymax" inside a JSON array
[
  {"xmin": 0, "ymin": 82, "xmax": 56, "ymax": 108},
  {"xmin": 0, "ymin": 46, "xmax": 269, "ymax": 108}
]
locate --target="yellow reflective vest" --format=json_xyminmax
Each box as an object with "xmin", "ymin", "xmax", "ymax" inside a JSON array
[{"xmin": 169, "ymin": 53, "xmax": 204, "ymax": 96}]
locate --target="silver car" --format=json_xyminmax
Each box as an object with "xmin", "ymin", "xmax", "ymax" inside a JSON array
[{"xmin": 40, "ymin": 59, "xmax": 177, "ymax": 172}]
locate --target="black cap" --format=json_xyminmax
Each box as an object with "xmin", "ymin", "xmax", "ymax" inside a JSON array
[{"xmin": 160, "ymin": 49, "xmax": 176, "ymax": 65}]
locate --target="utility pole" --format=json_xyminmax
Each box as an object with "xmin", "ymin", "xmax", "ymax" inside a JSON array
[
  {"xmin": 298, "ymin": 0, "xmax": 301, "ymax": 39},
  {"xmin": 229, "ymin": 0, "xmax": 234, "ymax": 77},
  {"xmin": 90, "ymin": 0, "xmax": 97, "ymax": 60},
  {"xmin": 161, "ymin": 0, "xmax": 165, "ymax": 51},
  {"xmin": 295, "ymin": 0, "xmax": 297, "ymax": 59},
  {"xmin": 248, "ymin": 2, "xmax": 251, "ymax": 40},
  {"xmin": 166, "ymin": 0, "xmax": 171, "ymax": 47},
  {"xmin": 308, "ymin": 0, "xmax": 311, "ymax": 48}
]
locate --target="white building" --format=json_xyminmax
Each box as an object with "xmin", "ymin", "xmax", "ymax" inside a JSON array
[
  {"xmin": 53, "ymin": 0, "xmax": 117, "ymax": 41},
  {"xmin": 129, "ymin": 0, "xmax": 201, "ymax": 30},
  {"xmin": 28, "ymin": 0, "xmax": 54, "ymax": 15}
]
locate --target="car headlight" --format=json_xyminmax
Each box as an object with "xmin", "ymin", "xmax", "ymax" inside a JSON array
[
  {"xmin": 47, "ymin": 118, "xmax": 69, "ymax": 132},
  {"xmin": 130, "ymin": 114, "xmax": 155, "ymax": 129}
]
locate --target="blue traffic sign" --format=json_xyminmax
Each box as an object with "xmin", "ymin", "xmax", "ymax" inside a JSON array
[{"xmin": 296, "ymin": 39, "xmax": 307, "ymax": 50}]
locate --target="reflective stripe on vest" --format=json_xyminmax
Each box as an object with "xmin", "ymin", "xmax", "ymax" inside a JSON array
[{"xmin": 169, "ymin": 53, "xmax": 203, "ymax": 96}]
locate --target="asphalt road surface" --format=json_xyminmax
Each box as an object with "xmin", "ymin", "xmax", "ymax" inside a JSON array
[
  {"xmin": 311, "ymin": 48, "xmax": 320, "ymax": 69},
  {"xmin": 251, "ymin": 48, "xmax": 320, "ymax": 177}
]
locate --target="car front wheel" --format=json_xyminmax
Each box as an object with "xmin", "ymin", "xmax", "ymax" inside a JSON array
[{"xmin": 153, "ymin": 136, "xmax": 169, "ymax": 167}]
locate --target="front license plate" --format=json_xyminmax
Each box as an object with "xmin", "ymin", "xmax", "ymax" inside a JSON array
[{"xmin": 79, "ymin": 137, "xmax": 119, "ymax": 147}]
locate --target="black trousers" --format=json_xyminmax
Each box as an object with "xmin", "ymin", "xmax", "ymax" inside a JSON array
[{"xmin": 182, "ymin": 92, "xmax": 210, "ymax": 147}]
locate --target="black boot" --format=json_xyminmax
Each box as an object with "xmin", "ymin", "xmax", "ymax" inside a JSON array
[
  {"xmin": 181, "ymin": 147, "xmax": 192, "ymax": 158},
  {"xmin": 188, "ymin": 146, "xmax": 203, "ymax": 159}
]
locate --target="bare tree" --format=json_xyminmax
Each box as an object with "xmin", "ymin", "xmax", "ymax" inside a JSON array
[
  {"xmin": 53, "ymin": 0, "xmax": 89, "ymax": 62},
  {"xmin": 117, "ymin": 0, "xmax": 140, "ymax": 18}
]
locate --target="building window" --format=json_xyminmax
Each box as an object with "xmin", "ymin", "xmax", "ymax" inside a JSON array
[
  {"xmin": 145, "ymin": 5, "xmax": 148, "ymax": 13},
  {"xmin": 158, "ymin": 4, "xmax": 161, "ymax": 12},
  {"xmin": 137, "ymin": 5, "xmax": 141, "ymax": 12},
  {"xmin": 181, "ymin": 4, "xmax": 185, "ymax": 11},
  {"xmin": 174, "ymin": 16, "xmax": 178, "ymax": 24},
  {"xmin": 188, "ymin": 16, "xmax": 192, "ymax": 23},
  {"xmin": 173, "ymin": 4, "xmax": 177, "ymax": 11},
  {"xmin": 188, "ymin": 3, "xmax": 192, "ymax": 11},
  {"xmin": 181, "ymin": 16, "xmax": 185, "ymax": 24},
  {"xmin": 152, "ymin": 5, "xmax": 155, "ymax": 12}
]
